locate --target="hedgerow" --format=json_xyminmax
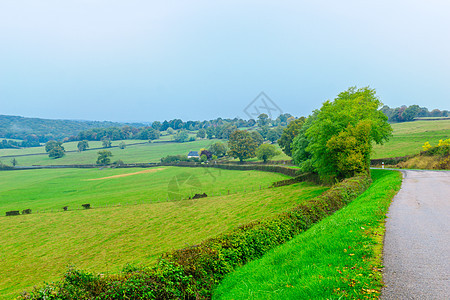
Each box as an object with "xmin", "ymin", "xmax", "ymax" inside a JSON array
[{"xmin": 18, "ymin": 175, "xmax": 371, "ymax": 300}]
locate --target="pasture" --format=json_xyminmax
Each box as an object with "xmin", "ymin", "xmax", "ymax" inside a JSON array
[
  {"xmin": 0, "ymin": 167, "xmax": 327, "ymax": 298},
  {"xmin": 372, "ymin": 119, "xmax": 450, "ymax": 158},
  {"xmin": 0, "ymin": 139, "xmax": 221, "ymax": 166}
]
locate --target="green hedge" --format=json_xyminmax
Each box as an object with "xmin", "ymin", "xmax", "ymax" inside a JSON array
[{"xmin": 19, "ymin": 175, "xmax": 371, "ymax": 300}]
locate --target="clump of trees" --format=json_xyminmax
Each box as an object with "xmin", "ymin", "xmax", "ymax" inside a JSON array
[
  {"xmin": 381, "ymin": 105, "xmax": 449, "ymax": 123},
  {"xmin": 45, "ymin": 140, "xmax": 65, "ymax": 159},
  {"xmin": 289, "ymin": 87, "xmax": 392, "ymax": 180}
]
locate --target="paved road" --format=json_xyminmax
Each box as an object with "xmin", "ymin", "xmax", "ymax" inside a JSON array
[{"xmin": 382, "ymin": 170, "xmax": 450, "ymax": 299}]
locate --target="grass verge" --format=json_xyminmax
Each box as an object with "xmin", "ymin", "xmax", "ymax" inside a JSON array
[{"xmin": 213, "ymin": 169, "xmax": 402, "ymax": 299}]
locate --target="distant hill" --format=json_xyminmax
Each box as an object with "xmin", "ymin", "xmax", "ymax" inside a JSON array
[{"xmin": 0, "ymin": 114, "xmax": 144, "ymax": 142}]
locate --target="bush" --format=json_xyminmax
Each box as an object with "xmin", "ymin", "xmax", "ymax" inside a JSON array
[
  {"xmin": 82, "ymin": 204, "xmax": 91, "ymax": 209},
  {"xmin": 22, "ymin": 209, "xmax": 32, "ymax": 215},
  {"xmin": 6, "ymin": 210, "xmax": 20, "ymax": 216}
]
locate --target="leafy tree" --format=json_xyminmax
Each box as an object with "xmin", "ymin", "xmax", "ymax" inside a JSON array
[
  {"xmin": 250, "ymin": 131, "xmax": 264, "ymax": 147},
  {"xmin": 200, "ymin": 154, "xmax": 207, "ymax": 162},
  {"xmin": 227, "ymin": 130, "xmax": 257, "ymax": 162},
  {"xmin": 257, "ymin": 125, "xmax": 269, "ymax": 139},
  {"xmin": 278, "ymin": 117, "xmax": 305, "ymax": 156},
  {"xmin": 97, "ymin": 150, "xmax": 112, "ymax": 165},
  {"xmin": 119, "ymin": 142, "xmax": 126, "ymax": 149},
  {"xmin": 206, "ymin": 127, "xmax": 215, "ymax": 139},
  {"xmin": 174, "ymin": 130, "xmax": 189, "ymax": 143},
  {"xmin": 208, "ymin": 142, "xmax": 227, "ymax": 157},
  {"xmin": 49, "ymin": 145, "xmax": 65, "ymax": 159},
  {"xmin": 151, "ymin": 121, "xmax": 161, "ymax": 131},
  {"xmin": 10, "ymin": 158, "xmax": 18, "ymax": 166},
  {"xmin": 266, "ymin": 129, "xmax": 280, "ymax": 144},
  {"xmin": 77, "ymin": 140, "xmax": 89, "ymax": 152},
  {"xmin": 102, "ymin": 138, "xmax": 112, "ymax": 148},
  {"xmin": 326, "ymin": 120, "xmax": 372, "ymax": 178},
  {"xmin": 45, "ymin": 140, "xmax": 62, "ymax": 153},
  {"xmin": 296, "ymin": 86, "xmax": 392, "ymax": 179},
  {"xmin": 196, "ymin": 128, "xmax": 206, "ymax": 139},
  {"xmin": 256, "ymin": 144, "xmax": 280, "ymax": 163},
  {"xmin": 257, "ymin": 113, "xmax": 270, "ymax": 127},
  {"xmin": 199, "ymin": 149, "xmax": 212, "ymax": 160}
]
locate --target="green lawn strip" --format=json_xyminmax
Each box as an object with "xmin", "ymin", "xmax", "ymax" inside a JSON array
[{"xmin": 213, "ymin": 169, "xmax": 402, "ymax": 300}]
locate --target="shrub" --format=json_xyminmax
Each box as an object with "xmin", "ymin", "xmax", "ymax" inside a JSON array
[
  {"xmin": 6, "ymin": 210, "xmax": 20, "ymax": 216},
  {"xmin": 82, "ymin": 204, "xmax": 91, "ymax": 209},
  {"xmin": 22, "ymin": 209, "xmax": 32, "ymax": 215}
]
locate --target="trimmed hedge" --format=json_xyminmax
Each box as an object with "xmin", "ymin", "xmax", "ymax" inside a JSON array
[{"xmin": 19, "ymin": 175, "xmax": 371, "ymax": 300}]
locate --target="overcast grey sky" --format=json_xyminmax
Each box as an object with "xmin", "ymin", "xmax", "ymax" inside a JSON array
[{"xmin": 1, "ymin": 0, "xmax": 449, "ymax": 122}]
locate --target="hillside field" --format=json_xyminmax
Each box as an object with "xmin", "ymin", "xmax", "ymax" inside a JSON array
[
  {"xmin": 372, "ymin": 119, "xmax": 450, "ymax": 158},
  {"xmin": 0, "ymin": 167, "xmax": 328, "ymax": 299}
]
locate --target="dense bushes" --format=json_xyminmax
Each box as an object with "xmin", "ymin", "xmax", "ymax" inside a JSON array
[{"xmin": 18, "ymin": 175, "xmax": 371, "ymax": 300}]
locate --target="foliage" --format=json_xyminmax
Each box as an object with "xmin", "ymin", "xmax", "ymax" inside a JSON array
[
  {"xmin": 96, "ymin": 150, "xmax": 112, "ymax": 165},
  {"xmin": 174, "ymin": 131, "xmax": 189, "ymax": 143},
  {"xmin": 196, "ymin": 128, "xmax": 206, "ymax": 139},
  {"xmin": 278, "ymin": 117, "xmax": 305, "ymax": 156},
  {"xmin": 227, "ymin": 130, "xmax": 257, "ymax": 162},
  {"xmin": 256, "ymin": 144, "xmax": 280, "ymax": 163},
  {"xmin": 77, "ymin": 140, "xmax": 89, "ymax": 152},
  {"xmin": 208, "ymin": 142, "xmax": 227, "ymax": 157},
  {"xmin": 45, "ymin": 140, "xmax": 62, "ymax": 153},
  {"xmin": 102, "ymin": 138, "xmax": 112, "ymax": 148},
  {"xmin": 250, "ymin": 131, "xmax": 264, "ymax": 147},
  {"xmin": 257, "ymin": 113, "xmax": 270, "ymax": 127},
  {"xmin": 422, "ymin": 141, "xmax": 432, "ymax": 151},
  {"xmin": 326, "ymin": 120, "xmax": 372, "ymax": 178},
  {"xmin": 381, "ymin": 104, "xmax": 449, "ymax": 122},
  {"xmin": 199, "ymin": 149, "xmax": 212, "ymax": 160},
  {"xmin": 10, "ymin": 158, "xmax": 18, "ymax": 166},
  {"xmin": 49, "ymin": 146, "xmax": 65, "ymax": 159},
  {"xmin": 119, "ymin": 142, "xmax": 126, "ymax": 149},
  {"xmin": 295, "ymin": 87, "xmax": 392, "ymax": 179}
]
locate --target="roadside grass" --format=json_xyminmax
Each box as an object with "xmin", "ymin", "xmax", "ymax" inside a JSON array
[
  {"xmin": 0, "ymin": 179, "xmax": 327, "ymax": 299},
  {"xmin": 373, "ymin": 120, "xmax": 450, "ymax": 158},
  {"xmin": 0, "ymin": 167, "xmax": 289, "ymax": 214},
  {"xmin": 213, "ymin": 169, "xmax": 402, "ymax": 300},
  {"xmin": 0, "ymin": 139, "xmax": 221, "ymax": 166}
]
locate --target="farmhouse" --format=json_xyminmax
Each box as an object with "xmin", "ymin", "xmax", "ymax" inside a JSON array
[{"xmin": 187, "ymin": 151, "xmax": 200, "ymax": 158}]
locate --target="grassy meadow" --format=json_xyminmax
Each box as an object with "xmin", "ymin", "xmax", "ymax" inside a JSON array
[
  {"xmin": 0, "ymin": 139, "xmax": 222, "ymax": 166},
  {"xmin": 372, "ymin": 119, "xmax": 450, "ymax": 158},
  {"xmin": 213, "ymin": 169, "xmax": 402, "ymax": 299},
  {"xmin": 0, "ymin": 168, "xmax": 327, "ymax": 299},
  {"xmin": 0, "ymin": 167, "xmax": 291, "ymax": 215}
]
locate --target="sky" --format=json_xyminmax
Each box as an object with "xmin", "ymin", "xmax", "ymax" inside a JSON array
[{"xmin": 0, "ymin": 0, "xmax": 449, "ymax": 123}]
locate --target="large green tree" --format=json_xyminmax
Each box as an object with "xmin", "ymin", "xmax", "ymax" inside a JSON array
[
  {"xmin": 77, "ymin": 140, "xmax": 89, "ymax": 152},
  {"xmin": 256, "ymin": 143, "xmax": 280, "ymax": 163},
  {"xmin": 97, "ymin": 150, "xmax": 112, "ymax": 165},
  {"xmin": 293, "ymin": 86, "xmax": 392, "ymax": 179},
  {"xmin": 278, "ymin": 117, "xmax": 305, "ymax": 156},
  {"xmin": 227, "ymin": 130, "xmax": 257, "ymax": 162}
]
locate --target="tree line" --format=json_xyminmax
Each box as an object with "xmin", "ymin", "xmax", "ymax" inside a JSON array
[{"xmin": 381, "ymin": 105, "xmax": 449, "ymax": 123}]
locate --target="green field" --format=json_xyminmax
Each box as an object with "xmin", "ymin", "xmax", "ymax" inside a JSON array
[
  {"xmin": 0, "ymin": 139, "xmax": 221, "ymax": 166},
  {"xmin": 372, "ymin": 120, "xmax": 450, "ymax": 158},
  {"xmin": 0, "ymin": 167, "xmax": 327, "ymax": 299},
  {"xmin": 213, "ymin": 169, "xmax": 402, "ymax": 299}
]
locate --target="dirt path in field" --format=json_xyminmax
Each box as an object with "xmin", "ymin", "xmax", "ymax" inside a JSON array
[
  {"xmin": 382, "ymin": 170, "xmax": 450, "ymax": 299},
  {"xmin": 86, "ymin": 168, "xmax": 165, "ymax": 181}
]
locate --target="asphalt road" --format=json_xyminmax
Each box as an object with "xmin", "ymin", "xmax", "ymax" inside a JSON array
[{"xmin": 382, "ymin": 170, "xmax": 450, "ymax": 299}]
